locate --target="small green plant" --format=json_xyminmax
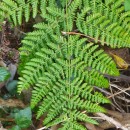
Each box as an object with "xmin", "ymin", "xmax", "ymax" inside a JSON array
[
  {"xmin": 0, "ymin": 67, "xmax": 10, "ymax": 82},
  {"xmin": 0, "ymin": 0, "xmax": 130, "ymax": 129},
  {"xmin": 9, "ymin": 107, "xmax": 32, "ymax": 130}
]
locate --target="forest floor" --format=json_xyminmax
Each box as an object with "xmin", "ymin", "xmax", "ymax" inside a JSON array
[{"xmin": 0, "ymin": 20, "xmax": 130, "ymax": 130}]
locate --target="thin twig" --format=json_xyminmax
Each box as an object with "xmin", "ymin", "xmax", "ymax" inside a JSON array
[
  {"xmin": 108, "ymin": 86, "xmax": 130, "ymax": 98},
  {"xmin": 37, "ymin": 126, "xmax": 46, "ymax": 130},
  {"xmin": 104, "ymin": 74, "xmax": 130, "ymax": 83},
  {"xmin": 96, "ymin": 113, "xmax": 128, "ymax": 130},
  {"xmin": 94, "ymin": 86, "xmax": 130, "ymax": 103},
  {"xmin": 82, "ymin": 110, "xmax": 129, "ymax": 130},
  {"xmin": 109, "ymin": 84, "xmax": 123, "ymax": 112},
  {"xmin": 110, "ymin": 83, "xmax": 130, "ymax": 97},
  {"xmin": 0, "ymin": 118, "xmax": 14, "ymax": 122},
  {"xmin": 61, "ymin": 31, "xmax": 110, "ymax": 45}
]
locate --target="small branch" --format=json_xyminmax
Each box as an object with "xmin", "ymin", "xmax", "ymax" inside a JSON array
[
  {"xmin": 104, "ymin": 74, "xmax": 130, "ymax": 83},
  {"xmin": 96, "ymin": 113, "xmax": 128, "ymax": 130},
  {"xmin": 108, "ymin": 84, "xmax": 130, "ymax": 98},
  {"xmin": 37, "ymin": 126, "xmax": 46, "ymax": 130},
  {"xmin": 95, "ymin": 86, "xmax": 130, "ymax": 103},
  {"xmin": 0, "ymin": 118, "xmax": 14, "ymax": 122},
  {"xmin": 61, "ymin": 31, "xmax": 110, "ymax": 45}
]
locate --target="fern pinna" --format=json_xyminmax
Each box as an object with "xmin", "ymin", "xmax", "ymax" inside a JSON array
[
  {"xmin": 1, "ymin": 0, "xmax": 129, "ymax": 129},
  {"xmin": 0, "ymin": 0, "xmax": 41, "ymax": 25}
]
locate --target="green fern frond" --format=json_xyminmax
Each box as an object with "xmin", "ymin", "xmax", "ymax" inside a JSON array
[
  {"xmin": 0, "ymin": 0, "xmax": 61, "ymax": 25},
  {"xmin": 18, "ymin": 0, "xmax": 127, "ymax": 130},
  {"xmin": 18, "ymin": 34, "xmax": 114, "ymax": 129},
  {"xmin": 76, "ymin": 0, "xmax": 130, "ymax": 48},
  {"xmin": 10, "ymin": 0, "xmax": 130, "ymax": 129}
]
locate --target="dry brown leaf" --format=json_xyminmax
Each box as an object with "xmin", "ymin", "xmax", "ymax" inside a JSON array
[
  {"xmin": 84, "ymin": 123, "xmax": 97, "ymax": 130},
  {"xmin": 0, "ymin": 98, "xmax": 25, "ymax": 108},
  {"xmin": 110, "ymin": 52, "xmax": 128, "ymax": 69}
]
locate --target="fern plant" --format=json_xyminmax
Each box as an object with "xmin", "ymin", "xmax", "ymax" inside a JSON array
[
  {"xmin": 0, "ymin": 0, "xmax": 43, "ymax": 25},
  {"xmin": 1, "ymin": 0, "xmax": 130, "ymax": 129}
]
